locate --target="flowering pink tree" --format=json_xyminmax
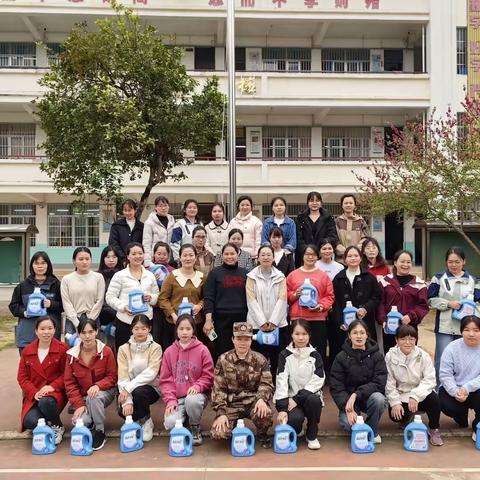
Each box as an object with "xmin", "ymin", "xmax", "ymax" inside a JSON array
[{"xmin": 355, "ymin": 96, "xmax": 480, "ymax": 257}]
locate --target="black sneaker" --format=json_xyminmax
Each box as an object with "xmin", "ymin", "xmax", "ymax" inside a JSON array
[
  {"xmin": 92, "ymin": 430, "xmax": 106, "ymax": 450},
  {"xmin": 258, "ymin": 434, "xmax": 272, "ymax": 449}
]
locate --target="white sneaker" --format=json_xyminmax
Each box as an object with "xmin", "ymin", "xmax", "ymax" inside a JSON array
[
  {"xmin": 52, "ymin": 425, "xmax": 65, "ymax": 445},
  {"xmin": 473, "ymin": 431, "xmax": 477, "ymax": 443},
  {"xmin": 373, "ymin": 435, "xmax": 382, "ymax": 444},
  {"xmin": 142, "ymin": 417, "xmax": 154, "ymax": 442},
  {"xmin": 307, "ymin": 438, "xmax": 321, "ymax": 450}
]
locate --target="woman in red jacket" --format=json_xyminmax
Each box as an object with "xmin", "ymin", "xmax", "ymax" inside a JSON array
[
  {"xmin": 17, "ymin": 316, "xmax": 68, "ymax": 443},
  {"xmin": 377, "ymin": 250, "xmax": 429, "ymax": 354},
  {"xmin": 286, "ymin": 244, "xmax": 334, "ymax": 364},
  {"xmin": 64, "ymin": 317, "xmax": 117, "ymax": 451}
]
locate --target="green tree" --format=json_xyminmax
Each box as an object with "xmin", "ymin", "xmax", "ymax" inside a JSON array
[
  {"xmin": 35, "ymin": 2, "xmax": 225, "ymax": 216},
  {"xmin": 355, "ymin": 98, "xmax": 480, "ymax": 257}
]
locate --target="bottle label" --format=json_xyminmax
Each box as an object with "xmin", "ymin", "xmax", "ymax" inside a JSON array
[
  {"xmin": 344, "ymin": 312, "xmax": 356, "ymax": 326},
  {"xmin": 275, "ymin": 432, "xmax": 290, "ymax": 450},
  {"xmin": 130, "ymin": 294, "xmax": 144, "ymax": 310},
  {"xmin": 354, "ymin": 431, "xmax": 368, "ymax": 450},
  {"xmin": 387, "ymin": 318, "xmax": 399, "ymax": 334},
  {"xmin": 409, "ymin": 430, "xmax": 427, "ymax": 450},
  {"xmin": 33, "ymin": 433, "xmax": 46, "ymax": 452},
  {"xmin": 28, "ymin": 298, "xmax": 42, "ymax": 314},
  {"xmin": 262, "ymin": 332, "xmax": 275, "ymax": 345},
  {"xmin": 462, "ymin": 304, "xmax": 475, "ymax": 317},
  {"xmin": 300, "ymin": 289, "xmax": 312, "ymax": 304},
  {"xmin": 170, "ymin": 435, "xmax": 185, "ymax": 454},
  {"xmin": 233, "ymin": 434, "xmax": 248, "ymax": 453},
  {"xmin": 122, "ymin": 430, "xmax": 137, "ymax": 449},
  {"xmin": 71, "ymin": 434, "xmax": 84, "ymax": 453}
]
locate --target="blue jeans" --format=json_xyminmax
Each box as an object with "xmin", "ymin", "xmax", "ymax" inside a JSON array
[
  {"xmin": 435, "ymin": 333, "xmax": 461, "ymax": 386},
  {"xmin": 339, "ymin": 391, "xmax": 386, "ymax": 436}
]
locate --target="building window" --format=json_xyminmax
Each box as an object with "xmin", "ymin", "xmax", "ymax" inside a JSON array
[
  {"xmin": 235, "ymin": 47, "xmax": 246, "ymax": 71},
  {"xmin": 262, "ymin": 127, "xmax": 311, "ymax": 160},
  {"xmin": 322, "ymin": 127, "xmax": 370, "ymax": 160},
  {"xmin": 47, "ymin": 204, "xmax": 99, "ymax": 247},
  {"xmin": 322, "ymin": 49, "xmax": 370, "ymax": 72},
  {"xmin": 194, "ymin": 47, "xmax": 215, "ymax": 70},
  {"xmin": 0, "ymin": 42, "xmax": 36, "ymax": 68},
  {"xmin": 384, "ymin": 49, "xmax": 403, "ymax": 72},
  {"xmin": 457, "ymin": 27, "xmax": 467, "ymax": 75},
  {"xmin": 0, "ymin": 204, "xmax": 36, "ymax": 246},
  {"xmin": 457, "ymin": 112, "xmax": 466, "ymax": 140},
  {"xmin": 46, "ymin": 43, "xmax": 64, "ymax": 66},
  {"xmin": 0, "ymin": 124, "xmax": 36, "ymax": 158},
  {"xmin": 262, "ymin": 48, "xmax": 311, "ymax": 72}
]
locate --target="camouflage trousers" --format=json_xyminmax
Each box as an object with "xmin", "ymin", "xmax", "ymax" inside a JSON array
[{"xmin": 210, "ymin": 400, "xmax": 273, "ymax": 439}]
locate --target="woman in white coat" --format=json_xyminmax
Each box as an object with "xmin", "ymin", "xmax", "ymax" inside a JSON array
[{"xmin": 106, "ymin": 242, "xmax": 159, "ymax": 350}]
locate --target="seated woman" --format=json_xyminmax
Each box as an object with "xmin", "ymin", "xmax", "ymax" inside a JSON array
[
  {"xmin": 274, "ymin": 320, "xmax": 325, "ymax": 450},
  {"xmin": 439, "ymin": 315, "xmax": 480, "ymax": 441},
  {"xmin": 330, "ymin": 319, "xmax": 387, "ymax": 444},
  {"xmin": 160, "ymin": 314, "xmax": 214, "ymax": 446},
  {"xmin": 385, "ymin": 325, "xmax": 443, "ymax": 446},
  {"xmin": 64, "ymin": 317, "xmax": 117, "ymax": 451},
  {"xmin": 117, "ymin": 315, "xmax": 162, "ymax": 443},
  {"xmin": 17, "ymin": 316, "xmax": 68, "ymax": 444}
]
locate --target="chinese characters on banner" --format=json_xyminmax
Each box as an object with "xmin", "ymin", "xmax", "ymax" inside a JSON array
[
  {"xmin": 207, "ymin": 0, "xmax": 380, "ymax": 9},
  {"xmin": 469, "ymin": 0, "xmax": 480, "ymax": 97}
]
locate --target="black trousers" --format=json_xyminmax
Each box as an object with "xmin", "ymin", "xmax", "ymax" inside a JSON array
[
  {"xmin": 307, "ymin": 321, "xmax": 327, "ymax": 369},
  {"xmin": 388, "ymin": 391, "xmax": 441, "ymax": 429},
  {"xmin": 24, "ymin": 396, "xmax": 62, "ymax": 430},
  {"xmin": 115, "ymin": 318, "xmax": 132, "ymax": 351},
  {"xmin": 287, "ymin": 392, "xmax": 322, "ymax": 441},
  {"xmin": 117, "ymin": 385, "xmax": 160, "ymax": 423},
  {"xmin": 326, "ymin": 313, "xmax": 345, "ymax": 374},
  {"xmin": 212, "ymin": 310, "xmax": 247, "ymax": 361},
  {"xmin": 439, "ymin": 387, "xmax": 480, "ymax": 430},
  {"xmin": 152, "ymin": 306, "xmax": 175, "ymax": 351}
]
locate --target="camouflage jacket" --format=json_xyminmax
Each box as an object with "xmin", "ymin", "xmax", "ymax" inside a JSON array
[{"xmin": 211, "ymin": 349, "xmax": 274, "ymax": 416}]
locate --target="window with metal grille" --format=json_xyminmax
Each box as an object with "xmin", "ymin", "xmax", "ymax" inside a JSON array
[
  {"xmin": 262, "ymin": 48, "xmax": 311, "ymax": 72},
  {"xmin": 0, "ymin": 42, "xmax": 36, "ymax": 68},
  {"xmin": 0, "ymin": 124, "xmax": 36, "ymax": 158},
  {"xmin": 262, "ymin": 127, "xmax": 311, "ymax": 160},
  {"xmin": 47, "ymin": 204, "xmax": 99, "ymax": 247},
  {"xmin": 322, "ymin": 48, "xmax": 370, "ymax": 72},
  {"xmin": 322, "ymin": 127, "xmax": 370, "ymax": 160},
  {"xmin": 457, "ymin": 27, "xmax": 467, "ymax": 75},
  {"xmin": 457, "ymin": 112, "xmax": 466, "ymax": 140},
  {"xmin": 46, "ymin": 43, "xmax": 64, "ymax": 66},
  {"xmin": 0, "ymin": 204, "xmax": 37, "ymax": 246}
]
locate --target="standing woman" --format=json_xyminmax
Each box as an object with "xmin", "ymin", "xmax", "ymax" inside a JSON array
[
  {"xmin": 192, "ymin": 226, "xmax": 215, "ymax": 277},
  {"xmin": 269, "ymin": 227, "xmax": 295, "ymax": 277},
  {"xmin": 142, "ymin": 195, "xmax": 176, "ymax": 267},
  {"xmin": 286, "ymin": 244, "xmax": 334, "ymax": 364},
  {"xmin": 228, "ymin": 195, "xmax": 263, "ymax": 257},
  {"xmin": 204, "ymin": 243, "xmax": 248, "ymax": 359},
  {"xmin": 214, "ymin": 228, "xmax": 254, "ymax": 272},
  {"xmin": 61, "ymin": 247, "xmax": 105, "ymax": 335},
  {"xmin": 159, "ymin": 244, "xmax": 206, "ymax": 348},
  {"xmin": 117, "ymin": 315, "xmax": 162, "ymax": 442},
  {"xmin": 428, "ymin": 247, "xmax": 480, "ymax": 382},
  {"xmin": 171, "ymin": 199, "xmax": 203, "ymax": 261},
  {"xmin": 361, "ymin": 237, "xmax": 390, "ymax": 277},
  {"xmin": 10, "ymin": 251, "xmax": 63, "ymax": 353},
  {"xmin": 246, "ymin": 245, "xmax": 289, "ymax": 378},
  {"xmin": 377, "ymin": 250, "xmax": 429, "ymax": 354},
  {"xmin": 108, "ymin": 199, "xmax": 144, "ymax": 265},
  {"xmin": 205, "ymin": 203, "xmax": 230, "ymax": 256},
  {"xmin": 295, "ymin": 191, "xmax": 338, "ymax": 267},
  {"xmin": 330, "ymin": 319, "xmax": 387, "ymax": 444},
  {"xmin": 105, "ymin": 242, "xmax": 159, "ymax": 350},
  {"xmin": 315, "ymin": 240, "xmax": 344, "ymax": 280},
  {"xmin": 275, "ymin": 320, "xmax": 325, "ymax": 450},
  {"xmin": 17, "ymin": 317, "xmax": 68, "ymax": 443},
  {"xmin": 261, "ymin": 196, "xmax": 297, "ymax": 254},
  {"xmin": 335, "ymin": 194, "xmax": 370, "ymax": 262},
  {"xmin": 64, "ymin": 317, "xmax": 117, "ymax": 450}
]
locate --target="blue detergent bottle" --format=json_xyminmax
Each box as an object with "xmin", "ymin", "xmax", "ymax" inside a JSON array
[
  {"xmin": 120, "ymin": 415, "xmax": 143, "ymax": 453},
  {"xmin": 100, "ymin": 323, "xmax": 116, "ymax": 338},
  {"xmin": 404, "ymin": 415, "xmax": 428, "ymax": 452},
  {"xmin": 169, "ymin": 419, "xmax": 193, "ymax": 457},
  {"xmin": 26, "ymin": 288, "xmax": 47, "ymax": 317},
  {"xmin": 65, "ymin": 333, "xmax": 81, "ymax": 348},
  {"xmin": 452, "ymin": 295, "xmax": 476, "ymax": 321},
  {"xmin": 274, "ymin": 421, "xmax": 297, "ymax": 454},
  {"xmin": 476, "ymin": 423, "xmax": 480, "ymax": 450},
  {"xmin": 231, "ymin": 419, "xmax": 255, "ymax": 457},
  {"xmin": 150, "ymin": 264, "xmax": 170, "ymax": 287},
  {"xmin": 70, "ymin": 418, "xmax": 93, "ymax": 456},
  {"xmin": 299, "ymin": 278, "xmax": 318, "ymax": 308},
  {"xmin": 253, "ymin": 328, "xmax": 279, "ymax": 346},
  {"xmin": 178, "ymin": 297, "xmax": 193, "ymax": 317},
  {"xmin": 32, "ymin": 418, "xmax": 56, "ymax": 455},
  {"xmin": 386, "ymin": 306, "xmax": 403, "ymax": 335},
  {"xmin": 128, "ymin": 289, "xmax": 148, "ymax": 314},
  {"xmin": 343, "ymin": 301, "xmax": 358, "ymax": 328},
  {"xmin": 351, "ymin": 416, "xmax": 374, "ymax": 454}
]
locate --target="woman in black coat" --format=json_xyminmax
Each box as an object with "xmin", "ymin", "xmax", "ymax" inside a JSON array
[
  {"xmin": 330, "ymin": 319, "xmax": 387, "ymax": 443},
  {"xmin": 295, "ymin": 191, "xmax": 337, "ymax": 267}
]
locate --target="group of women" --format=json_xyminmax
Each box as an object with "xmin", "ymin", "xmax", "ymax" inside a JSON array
[{"xmin": 12, "ymin": 191, "xmax": 480, "ymax": 451}]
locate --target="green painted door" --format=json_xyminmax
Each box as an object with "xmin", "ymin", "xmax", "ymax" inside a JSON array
[{"xmin": 0, "ymin": 236, "xmax": 22, "ymax": 283}]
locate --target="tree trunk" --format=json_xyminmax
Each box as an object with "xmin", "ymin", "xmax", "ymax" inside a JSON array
[
  {"xmin": 446, "ymin": 221, "xmax": 480, "ymax": 259},
  {"xmin": 137, "ymin": 164, "xmax": 159, "ymax": 218}
]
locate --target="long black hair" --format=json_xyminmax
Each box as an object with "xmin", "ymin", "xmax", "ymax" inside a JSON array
[{"xmin": 30, "ymin": 251, "xmax": 56, "ymax": 279}]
